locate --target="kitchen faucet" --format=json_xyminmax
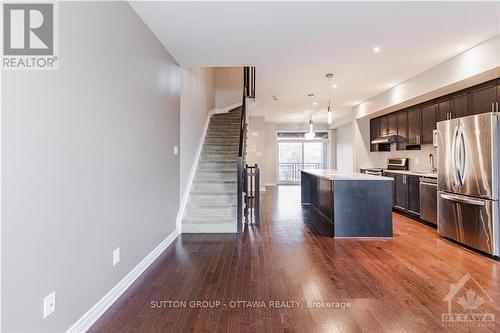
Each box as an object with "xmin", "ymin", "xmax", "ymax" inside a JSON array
[{"xmin": 429, "ymin": 153, "xmax": 437, "ymax": 173}]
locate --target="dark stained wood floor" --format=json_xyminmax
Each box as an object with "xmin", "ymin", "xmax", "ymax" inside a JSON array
[{"xmin": 90, "ymin": 185, "xmax": 500, "ymax": 332}]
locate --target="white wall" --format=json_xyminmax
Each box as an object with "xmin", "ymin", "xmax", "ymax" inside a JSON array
[
  {"xmin": 1, "ymin": 2, "xmax": 181, "ymax": 332},
  {"xmin": 335, "ymin": 123, "xmax": 354, "ymax": 171},
  {"xmin": 215, "ymin": 67, "xmax": 243, "ymax": 110},
  {"xmin": 352, "ymin": 35, "xmax": 500, "ymax": 173},
  {"xmin": 355, "ymin": 35, "xmax": 500, "ymax": 119},
  {"xmin": 247, "ymin": 118, "xmax": 332, "ymax": 186},
  {"xmin": 180, "ymin": 67, "xmax": 215, "ymax": 201}
]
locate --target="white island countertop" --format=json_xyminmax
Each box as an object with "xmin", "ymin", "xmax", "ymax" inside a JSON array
[{"xmin": 301, "ymin": 169, "xmax": 393, "ymax": 181}]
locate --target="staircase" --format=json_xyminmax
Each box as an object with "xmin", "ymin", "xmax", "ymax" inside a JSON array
[{"xmin": 182, "ymin": 108, "xmax": 242, "ymax": 233}]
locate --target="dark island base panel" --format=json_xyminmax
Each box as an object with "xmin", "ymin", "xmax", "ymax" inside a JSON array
[{"xmin": 301, "ymin": 172, "xmax": 393, "ymax": 238}]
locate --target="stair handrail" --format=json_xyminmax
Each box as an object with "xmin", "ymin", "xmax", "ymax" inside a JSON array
[{"xmin": 237, "ymin": 66, "xmax": 255, "ymax": 231}]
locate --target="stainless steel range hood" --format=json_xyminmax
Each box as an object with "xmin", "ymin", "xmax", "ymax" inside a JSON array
[{"xmin": 371, "ymin": 135, "xmax": 397, "ymax": 144}]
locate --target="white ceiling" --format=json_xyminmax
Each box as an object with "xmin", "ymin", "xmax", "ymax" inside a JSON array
[{"xmin": 130, "ymin": 1, "xmax": 500, "ymax": 126}]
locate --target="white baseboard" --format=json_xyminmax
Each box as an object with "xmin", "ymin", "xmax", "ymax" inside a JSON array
[
  {"xmin": 66, "ymin": 229, "xmax": 179, "ymax": 333},
  {"xmin": 176, "ymin": 110, "xmax": 214, "ymax": 233}
]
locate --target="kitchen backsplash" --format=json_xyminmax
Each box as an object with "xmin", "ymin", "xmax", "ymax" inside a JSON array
[{"xmin": 365, "ymin": 144, "xmax": 437, "ymax": 173}]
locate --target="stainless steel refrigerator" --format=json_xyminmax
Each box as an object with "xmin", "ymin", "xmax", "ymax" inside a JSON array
[{"xmin": 436, "ymin": 112, "xmax": 499, "ymax": 256}]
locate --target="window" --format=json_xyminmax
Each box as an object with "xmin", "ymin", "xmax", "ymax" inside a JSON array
[{"xmin": 277, "ymin": 132, "xmax": 328, "ymax": 183}]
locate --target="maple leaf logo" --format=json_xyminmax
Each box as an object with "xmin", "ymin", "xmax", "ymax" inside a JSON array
[{"xmin": 457, "ymin": 289, "xmax": 485, "ymax": 313}]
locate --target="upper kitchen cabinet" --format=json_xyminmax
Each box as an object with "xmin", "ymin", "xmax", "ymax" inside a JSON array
[
  {"xmin": 421, "ymin": 102, "xmax": 436, "ymax": 144},
  {"xmin": 406, "ymin": 107, "xmax": 422, "ymax": 146},
  {"xmin": 387, "ymin": 113, "xmax": 397, "ymax": 135},
  {"xmin": 497, "ymin": 78, "xmax": 500, "ymax": 107},
  {"xmin": 378, "ymin": 115, "xmax": 388, "ymax": 137},
  {"xmin": 396, "ymin": 110, "xmax": 408, "ymax": 150},
  {"xmin": 436, "ymin": 97, "xmax": 451, "ymax": 122},
  {"xmin": 378, "ymin": 113, "xmax": 397, "ymax": 137},
  {"xmin": 451, "ymin": 91, "xmax": 469, "ymax": 118},
  {"xmin": 370, "ymin": 118, "xmax": 379, "ymax": 152},
  {"xmin": 469, "ymin": 81, "xmax": 497, "ymax": 115},
  {"xmin": 368, "ymin": 77, "xmax": 500, "ymax": 153}
]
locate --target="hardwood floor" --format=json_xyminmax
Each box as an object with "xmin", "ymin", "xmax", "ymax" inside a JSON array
[{"xmin": 90, "ymin": 185, "xmax": 500, "ymax": 332}]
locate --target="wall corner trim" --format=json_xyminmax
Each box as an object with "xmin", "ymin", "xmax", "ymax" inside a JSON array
[{"xmin": 65, "ymin": 229, "xmax": 179, "ymax": 333}]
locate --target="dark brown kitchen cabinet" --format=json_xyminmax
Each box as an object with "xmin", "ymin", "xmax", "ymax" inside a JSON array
[
  {"xmin": 469, "ymin": 81, "xmax": 497, "ymax": 115},
  {"xmin": 384, "ymin": 172, "xmax": 396, "ymax": 206},
  {"xmin": 451, "ymin": 91, "xmax": 469, "ymax": 119},
  {"xmin": 384, "ymin": 172, "xmax": 420, "ymax": 216},
  {"xmin": 394, "ymin": 174, "xmax": 407, "ymax": 211},
  {"xmin": 406, "ymin": 175, "xmax": 420, "ymax": 216},
  {"xmin": 421, "ymin": 102, "xmax": 436, "ymax": 144},
  {"xmin": 497, "ymin": 79, "xmax": 500, "ymax": 106},
  {"xmin": 378, "ymin": 115, "xmax": 388, "ymax": 137},
  {"xmin": 407, "ymin": 107, "xmax": 422, "ymax": 146},
  {"xmin": 437, "ymin": 97, "xmax": 451, "ymax": 122},
  {"xmin": 396, "ymin": 110, "xmax": 407, "ymax": 150},
  {"xmin": 368, "ymin": 77, "xmax": 500, "ymax": 153},
  {"xmin": 387, "ymin": 113, "xmax": 397, "ymax": 135},
  {"xmin": 370, "ymin": 118, "xmax": 378, "ymax": 152}
]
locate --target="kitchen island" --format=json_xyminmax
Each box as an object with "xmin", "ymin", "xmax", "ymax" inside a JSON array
[{"xmin": 301, "ymin": 169, "xmax": 393, "ymax": 238}]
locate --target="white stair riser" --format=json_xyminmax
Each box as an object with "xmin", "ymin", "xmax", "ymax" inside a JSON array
[
  {"xmin": 185, "ymin": 208, "xmax": 236, "ymax": 217},
  {"xmin": 189, "ymin": 193, "xmax": 235, "ymax": 202},
  {"xmin": 198, "ymin": 162, "xmax": 236, "ymax": 170},
  {"xmin": 205, "ymin": 137, "xmax": 240, "ymax": 144},
  {"xmin": 192, "ymin": 182, "xmax": 236, "ymax": 192},
  {"xmin": 196, "ymin": 171, "xmax": 236, "ymax": 181},
  {"xmin": 182, "ymin": 223, "xmax": 237, "ymax": 233},
  {"xmin": 200, "ymin": 151, "xmax": 238, "ymax": 161}
]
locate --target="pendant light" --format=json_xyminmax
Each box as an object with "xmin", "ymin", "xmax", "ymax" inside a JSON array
[
  {"xmin": 305, "ymin": 93, "xmax": 315, "ymax": 140},
  {"xmin": 326, "ymin": 73, "xmax": 333, "ymax": 124}
]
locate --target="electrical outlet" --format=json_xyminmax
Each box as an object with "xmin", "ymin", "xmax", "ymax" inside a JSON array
[
  {"xmin": 43, "ymin": 292, "xmax": 56, "ymax": 319},
  {"xmin": 113, "ymin": 248, "xmax": 120, "ymax": 266},
  {"xmin": 173, "ymin": 145, "xmax": 179, "ymax": 155}
]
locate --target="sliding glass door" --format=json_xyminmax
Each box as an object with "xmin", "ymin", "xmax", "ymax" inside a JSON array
[{"xmin": 277, "ymin": 136, "xmax": 328, "ymax": 184}]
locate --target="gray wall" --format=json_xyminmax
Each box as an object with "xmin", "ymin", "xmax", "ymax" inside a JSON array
[
  {"xmin": 1, "ymin": 2, "xmax": 180, "ymax": 332},
  {"xmin": 180, "ymin": 67, "xmax": 215, "ymax": 202}
]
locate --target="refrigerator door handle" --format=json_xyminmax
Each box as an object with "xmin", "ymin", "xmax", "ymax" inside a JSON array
[
  {"xmin": 452, "ymin": 125, "xmax": 466, "ymax": 187},
  {"xmin": 457, "ymin": 126, "xmax": 466, "ymax": 186},
  {"xmin": 440, "ymin": 193, "xmax": 486, "ymax": 206}
]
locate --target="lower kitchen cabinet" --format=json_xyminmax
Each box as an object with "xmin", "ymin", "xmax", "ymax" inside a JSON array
[
  {"xmin": 384, "ymin": 172, "xmax": 420, "ymax": 216},
  {"xmin": 406, "ymin": 175, "xmax": 420, "ymax": 215},
  {"xmin": 394, "ymin": 174, "xmax": 407, "ymax": 211}
]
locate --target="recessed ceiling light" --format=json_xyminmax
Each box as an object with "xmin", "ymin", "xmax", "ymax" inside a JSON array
[
  {"xmin": 332, "ymin": 84, "xmax": 338, "ymax": 88},
  {"xmin": 312, "ymin": 102, "xmax": 318, "ymax": 106},
  {"xmin": 373, "ymin": 46, "xmax": 381, "ymax": 53}
]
